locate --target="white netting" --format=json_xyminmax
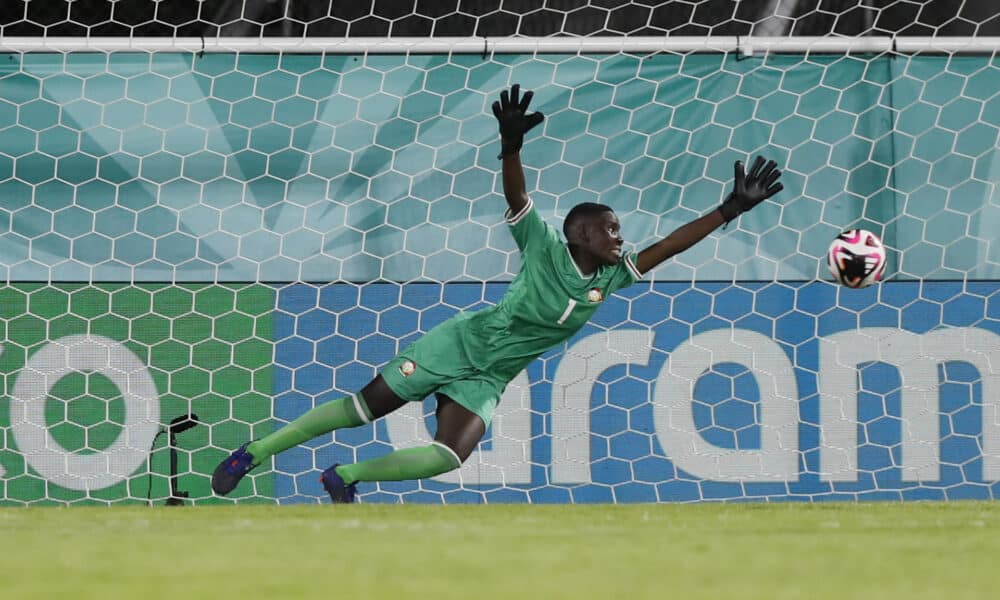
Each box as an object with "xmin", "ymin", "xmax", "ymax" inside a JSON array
[
  {"xmin": 0, "ymin": 1, "xmax": 999, "ymax": 504},
  {"xmin": 2, "ymin": 1, "xmax": 998, "ymax": 37}
]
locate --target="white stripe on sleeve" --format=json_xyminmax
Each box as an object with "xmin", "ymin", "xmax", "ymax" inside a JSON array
[
  {"xmin": 625, "ymin": 254, "xmax": 643, "ymax": 280},
  {"xmin": 504, "ymin": 198, "xmax": 534, "ymax": 225}
]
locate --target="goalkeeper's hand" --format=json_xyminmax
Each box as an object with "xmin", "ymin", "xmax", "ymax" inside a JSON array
[
  {"xmin": 492, "ymin": 84, "xmax": 545, "ymax": 159},
  {"xmin": 719, "ymin": 156, "xmax": 784, "ymax": 222}
]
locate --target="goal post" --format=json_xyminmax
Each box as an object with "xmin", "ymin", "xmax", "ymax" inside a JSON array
[{"xmin": 0, "ymin": 32, "xmax": 998, "ymax": 504}]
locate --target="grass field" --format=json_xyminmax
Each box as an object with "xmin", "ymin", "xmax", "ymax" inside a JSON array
[{"xmin": 4, "ymin": 501, "xmax": 998, "ymax": 599}]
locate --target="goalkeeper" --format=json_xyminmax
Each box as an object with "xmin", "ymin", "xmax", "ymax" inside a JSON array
[{"xmin": 212, "ymin": 84, "xmax": 784, "ymax": 502}]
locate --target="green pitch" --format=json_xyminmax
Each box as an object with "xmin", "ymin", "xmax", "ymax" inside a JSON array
[{"xmin": 3, "ymin": 502, "xmax": 998, "ymax": 599}]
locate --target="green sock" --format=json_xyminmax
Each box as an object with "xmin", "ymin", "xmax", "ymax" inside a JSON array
[
  {"xmin": 336, "ymin": 443, "xmax": 461, "ymax": 485},
  {"xmin": 247, "ymin": 394, "xmax": 373, "ymax": 463}
]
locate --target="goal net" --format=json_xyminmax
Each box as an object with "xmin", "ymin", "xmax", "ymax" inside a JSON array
[{"xmin": 1, "ymin": 1, "xmax": 999, "ymax": 504}]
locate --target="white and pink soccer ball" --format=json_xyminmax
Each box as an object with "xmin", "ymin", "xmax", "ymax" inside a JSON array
[{"xmin": 827, "ymin": 229, "xmax": 887, "ymax": 289}]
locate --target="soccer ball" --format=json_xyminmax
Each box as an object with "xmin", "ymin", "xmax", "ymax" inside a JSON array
[{"xmin": 827, "ymin": 229, "xmax": 886, "ymax": 289}]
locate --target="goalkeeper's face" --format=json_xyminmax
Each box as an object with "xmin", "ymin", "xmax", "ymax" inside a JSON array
[{"xmin": 585, "ymin": 211, "xmax": 625, "ymax": 266}]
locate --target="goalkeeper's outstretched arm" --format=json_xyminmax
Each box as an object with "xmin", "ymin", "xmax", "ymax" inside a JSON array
[
  {"xmin": 634, "ymin": 157, "xmax": 784, "ymax": 275},
  {"xmin": 501, "ymin": 153, "xmax": 529, "ymax": 216}
]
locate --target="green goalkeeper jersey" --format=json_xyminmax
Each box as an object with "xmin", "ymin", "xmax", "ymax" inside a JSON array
[{"xmin": 453, "ymin": 198, "xmax": 643, "ymax": 382}]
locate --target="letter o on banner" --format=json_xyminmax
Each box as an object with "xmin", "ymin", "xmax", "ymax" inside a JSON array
[{"xmin": 9, "ymin": 335, "xmax": 160, "ymax": 491}]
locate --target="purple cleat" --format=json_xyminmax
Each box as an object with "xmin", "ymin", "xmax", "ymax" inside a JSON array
[
  {"xmin": 211, "ymin": 442, "xmax": 258, "ymax": 495},
  {"xmin": 320, "ymin": 464, "xmax": 357, "ymax": 503}
]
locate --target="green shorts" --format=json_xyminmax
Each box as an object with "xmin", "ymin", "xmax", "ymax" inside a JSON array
[{"xmin": 380, "ymin": 317, "xmax": 505, "ymax": 428}]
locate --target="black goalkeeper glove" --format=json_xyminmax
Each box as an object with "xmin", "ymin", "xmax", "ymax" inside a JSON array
[
  {"xmin": 719, "ymin": 156, "xmax": 784, "ymax": 223},
  {"xmin": 492, "ymin": 84, "xmax": 545, "ymax": 159}
]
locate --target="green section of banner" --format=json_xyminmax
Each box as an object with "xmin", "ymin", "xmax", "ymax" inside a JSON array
[{"xmin": 0, "ymin": 284, "xmax": 275, "ymax": 505}]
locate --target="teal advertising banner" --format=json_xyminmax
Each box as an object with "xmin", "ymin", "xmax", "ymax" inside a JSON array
[{"xmin": 1, "ymin": 52, "xmax": 997, "ymax": 283}]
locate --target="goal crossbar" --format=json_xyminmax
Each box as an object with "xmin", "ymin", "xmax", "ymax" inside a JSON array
[{"xmin": 0, "ymin": 36, "xmax": 998, "ymax": 55}]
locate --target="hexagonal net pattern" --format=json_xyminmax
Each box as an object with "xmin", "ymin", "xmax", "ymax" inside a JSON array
[
  {"xmin": 1, "ymin": 40, "xmax": 999, "ymax": 504},
  {"xmin": 2, "ymin": 1, "xmax": 998, "ymax": 37}
]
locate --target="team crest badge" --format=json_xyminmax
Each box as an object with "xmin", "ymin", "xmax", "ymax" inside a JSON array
[
  {"xmin": 587, "ymin": 288, "xmax": 603, "ymax": 303},
  {"xmin": 399, "ymin": 360, "xmax": 417, "ymax": 377}
]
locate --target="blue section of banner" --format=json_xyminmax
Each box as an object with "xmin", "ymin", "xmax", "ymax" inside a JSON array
[{"xmin": 273, "ymin": 281, "xmax": 1000, "ymax": 503}]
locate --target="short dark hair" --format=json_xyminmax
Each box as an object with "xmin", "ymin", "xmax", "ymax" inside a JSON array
[{"xmin": 563, "ymin": 202, "xmax": 614, "ymax": 240}]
